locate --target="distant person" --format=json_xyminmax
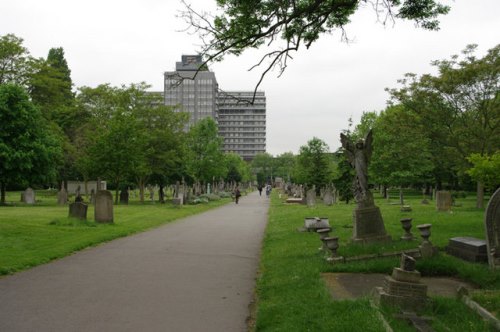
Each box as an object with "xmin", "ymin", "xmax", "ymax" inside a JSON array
[
  {"xmin": 234, "ymin": 187, "xmax": 241, "ymax": 204},
  {"xmin": 265, "ymin": 184, "xmax": 271, "ymax": 198},
  {"xmin": 258, "ymin": 185, "xmax": 263, "ymax": 196}
]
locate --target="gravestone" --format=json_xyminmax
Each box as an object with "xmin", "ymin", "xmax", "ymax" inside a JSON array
[
  {"xmin": 57, "ymin": 188, "xmax": 68, "ymax": 205},
  {"xmin": 306, "ymin": 189, "xmax": 316, "ymax": 207},
  {"xmin": 484, "ymin": 187, "xmax": 500, "ymax": 269},
  {"xmin": 94, "ymin": 190, "xmax": 113, "ymax": 223},
  {"xmin": 23, "ymin": 188, "xmax": 35, "ymax": 204},
  {"xmin": 69, "ymin": 202, "xmax": 88, "ymax": 220},
  {"xmin": 446, "ymin": 237, "xmax": 487, "ymax": 263},
  {"xmin": 90, "ymin": 189, "xmax": 96, "ymax": 204},
  {"xmin": 119, "ymin": 190, "xmax": 129, "ymax": 205},
  {"xmin": 323, "ymin": 189, "xmax": 334, "ymax": 206},
  {"xmin": 436, "ymin": 191, "xmax": 452, "ymax": 211}
]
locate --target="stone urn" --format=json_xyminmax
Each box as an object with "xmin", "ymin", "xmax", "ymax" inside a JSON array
[
  {"xmin": 400, "ymin": 218, "xmax": 414, "ymax": 241},
  {"xmin": 323, "ymin": 236, "xmax": 340, "ymax": 257},
  {"xmin": 417, "ymin": 224, "xmax": 432, "ymax": 243},
  {"xmin": 317, "ymin": 228, "xmax": 331, "ymax": 251}
]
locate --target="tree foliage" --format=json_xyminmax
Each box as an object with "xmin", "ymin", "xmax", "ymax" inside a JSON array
[
  {"xmin": 295, "ymin": 137, "xmax": 333, "ymax": 191},
  {"xmin": 0, "ymin": 34, "xmax": 33, "ymax": 86},
  {"xmin": 182, "ymin": 0, "xmax": 449, "ymax": 94},
  {"xmin": 186, "ymin": 117, "xmax": 225, "ymax": 184},
  {"xmin": 0, "ymin": 84, "xmax": 61, "ymax": 203},
  {"xmin": 387, "ymin": 44, "xmax": 500, "ymax": 204},
  {"xmin": 467, "ymin": 152, "xmax": 500, "ymax": 191}
]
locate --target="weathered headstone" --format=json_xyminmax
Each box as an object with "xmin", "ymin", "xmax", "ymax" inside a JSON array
[
  {"xmin": 306, "ymin": 189, "xmax": 316, "ymax": 207},
  {"xmin": 94, "ymin": 190, "xmax": 113, "ymax": 223},
  {"xmin": 304, "ymin": 217, "xmax": 330, "ymax": 232},
  {"xmin": 436, "ymin": 191, "xmax": 452, "ymax": 211},
  {"xmin": 57, "ymin": 188, "xmax": 68, "ymax": 205},
  {"xmin": 23, "ymin": 188, "xmax": 35, "ymax": 204},
  {"xmin": 323, "ymin": 189, "xmax": 334, "ymax": 206},
  {"xmin": 69, "ymin": 202, "xmax": 88, "ymax": 220},
  {"xmin": 485, "ymin": 187, "xmax": 500, "ymax": 269},
  {"xmin": 119, "ymin": 190, "xmax": 129, "ymax": 205}
]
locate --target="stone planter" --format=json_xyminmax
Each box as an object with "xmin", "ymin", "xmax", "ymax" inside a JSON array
[{"xmin": 400, "ymin": 218, "xmax": 414, "ymax": 241}]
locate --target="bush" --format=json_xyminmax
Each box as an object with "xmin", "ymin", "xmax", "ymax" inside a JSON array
[
  {"xmin": 199, "ymin": 194, "xmax": 221, "ymax": 201},
  {"xmin": 218, "ymin": 191, "xmax": 232, "ymax": 198}
]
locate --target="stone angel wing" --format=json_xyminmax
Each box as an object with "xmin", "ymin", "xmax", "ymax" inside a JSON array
[
  {"xmin": 340, "ymin": 133, "xmax": 355, "ymax": 166},
  {"xmin": 364, "ymin": 129, "xmax": 373, "ymax": 160}
]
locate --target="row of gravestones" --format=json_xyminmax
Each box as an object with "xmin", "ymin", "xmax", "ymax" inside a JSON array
[{"xmin": 68, "ymin": 190, "xmax": 113, "ymax": 223}]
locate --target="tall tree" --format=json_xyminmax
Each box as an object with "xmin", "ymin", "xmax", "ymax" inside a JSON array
[
  {"xmin": 0, "ymin": 84, "xmax": 62, "ymax": 203},
  {"xmin": 181, "ymin": 0, "xmax": 449, "ymax": 95},
  {"xmin": 296, "ymin": 137, "xmax": 333, "ymax": 193},
  {"xmin": 185, "ymin": 117, "xmax": 225, "ymax": 185},
  {"xmin": 251, "ymin": 152, "xmax": 274, "ymax": 185},
  {"xmin": 388, "ymin": 44, "xmax": 500, "ymax": 207},
  {"xmin": 369, "ymin": 105, "xmax": 433, "ymax": 204}
]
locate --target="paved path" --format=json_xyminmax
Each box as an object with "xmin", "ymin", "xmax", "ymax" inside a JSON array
[{"xmin": 0, "ymin": 191, "xmax": 269, "ymax": 332}]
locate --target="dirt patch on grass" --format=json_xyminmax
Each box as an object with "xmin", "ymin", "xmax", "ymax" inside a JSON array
[{"xmin": 322, "ymin": 272, "xmax": 476, "ymax": 300}]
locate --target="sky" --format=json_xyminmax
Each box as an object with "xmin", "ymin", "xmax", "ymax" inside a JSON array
[{"xmin": 1, "ymin": 0, "xmax": 499, "ymax": 156}]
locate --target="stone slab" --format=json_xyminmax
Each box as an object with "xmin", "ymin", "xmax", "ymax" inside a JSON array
[{"xmin": 446, "ymin": 237, "xmax": 488, "ymax": 263}]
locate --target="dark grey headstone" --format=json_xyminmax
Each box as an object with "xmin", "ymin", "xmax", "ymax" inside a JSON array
[
  {"xmin": 94, "ymin": 190, "xmax": 113, "ymax": 223},
  {"xmin": 446, "ymin": 237, "xmax": 487, "ymax": 263},
  {"xmin": 69, "ymin": 202, "xmax": 88, "ymax": 220},
  {"xmin": 484, "ymin": 187, "xmax": 500, "ymax": 269},
  {"xmin": 119, "ymin": 190, "xmax": 129, "ymax": 205}
]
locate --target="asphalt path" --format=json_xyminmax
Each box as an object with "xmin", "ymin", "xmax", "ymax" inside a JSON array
[{"xmin": 0, "ymin": 191, "xmax": 269, "ymax": 332}]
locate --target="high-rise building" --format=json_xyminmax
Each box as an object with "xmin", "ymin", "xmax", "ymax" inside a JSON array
[
  {"xmin": 217, "ymin": 91, "xmax": 266, "ymax": 161},
  {"xmin": 163, "ymin": 55, "xmax": 266, "ymax": 161},
  {"xmin": 164, "ymin": 55, "xmax": 218, "ymax": 128}
]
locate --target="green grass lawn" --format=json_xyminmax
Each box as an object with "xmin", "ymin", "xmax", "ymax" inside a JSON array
[
  {"xmin": 253, "ymin": 191, "xmax": 500, "ymax": 331},
  {"xmin": 0, "ymin": 189, "xmax": 231, "ymax": 275}
]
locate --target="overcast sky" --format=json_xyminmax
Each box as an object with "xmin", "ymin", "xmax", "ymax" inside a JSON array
[{"xmin": 1, "ymin": 0, "xmax": 499, "ymax": 155}]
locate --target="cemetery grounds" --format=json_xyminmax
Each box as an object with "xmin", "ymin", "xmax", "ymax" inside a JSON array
[{"xmin": 252, "ymin": 190, "xmax": 500, "ymax": 331}]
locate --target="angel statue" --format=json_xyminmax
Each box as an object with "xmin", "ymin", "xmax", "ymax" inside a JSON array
[{"xmin": 340, "ymin": 129, "xmax": 374, "ymax": 206}]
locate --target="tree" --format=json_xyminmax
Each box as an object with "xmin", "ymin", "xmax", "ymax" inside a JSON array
[
  {"xmin": 181, "ymin": 0, "xmax": 449, "ymax": 95},
  {"xmin": 0, "ymin": 84, "xmax": 62, "ymax": 203},
  {"xmin": 224, "ymin": 153, "xmax": 251, "ymax": 184},
  {"xmin": 388, "ymin": 44, "xmax": 500, "ymax": 207},
  {"xmin": 251, "ymin": 152, "xmax": 274, "ymax": 185},
  {"xmin": 0, "ymin": 34, "xmax": 33, "ymax": 86},
  {"xmin": 467, "ymin": 152, "xmax": 500, "ymax": 192},
  {"xmin": 273, "ymin": 152, "xmax": 296, "ymax": 182},
  {"xmin": 296, "ymin": 137, "xmax": 333, "ymax": 193},
  {"xmin": 185, "ymin": 117, "xmax": 225, "ymax": 185},
  {"xmin": 369, "ymin": 105, "xmax": 433, "ymax": 204}
]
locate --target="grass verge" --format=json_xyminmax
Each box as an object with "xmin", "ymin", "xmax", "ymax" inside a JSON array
[{"xmin": 0, "ymin": 191, "xmax": 231, "ymax": 275}]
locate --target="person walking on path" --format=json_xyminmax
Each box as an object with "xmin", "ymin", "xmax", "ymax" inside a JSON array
[
  {"xmin": 234, "ymin": 186, "xmax": 241, "ymax": 204},
  {"xmin": 257, "ymin": 184, "xmax": 263, "ymax": 196},
  {"xmin": 265, "ymin": 184, "xmax": 272, "ymax": 198}
]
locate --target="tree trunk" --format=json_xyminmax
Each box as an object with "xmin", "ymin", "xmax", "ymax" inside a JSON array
[
  {"xmin": 476, "ymin": 181, "xmax": 484, "ymax": 209},
  {"xmin": 1, "ymin": 182, "xmax": 6, "ymax": 204}
]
